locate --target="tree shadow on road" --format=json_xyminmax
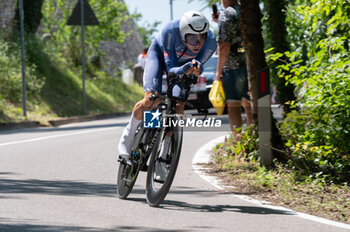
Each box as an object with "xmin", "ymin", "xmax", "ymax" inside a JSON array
[
  {"xmin": 0, "ymin": 174, "xmax": 295, "ymax": 217},
  {"xmin": 0, "ymin": 220, "xmax": 190, "ymax": 232},
  {"xmin": 0, "ymin": 177, "xmax": 117, "ymax": 198},
  {"xmin": 121, "ymin": 185, "xmax": 295, "ymax": 216},
  {"xmin": 160, "ymin": 199, "xmax": 295, "ymax": 216}
]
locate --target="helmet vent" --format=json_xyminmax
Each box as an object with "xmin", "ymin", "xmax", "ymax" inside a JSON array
[{"xmin": 188, "ymin": 23, "xmax": 207, "ymax": 33}]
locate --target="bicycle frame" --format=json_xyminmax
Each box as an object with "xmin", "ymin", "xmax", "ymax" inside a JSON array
[{"xmin": 117, "ymin": 72, "xmax": 209, "ymax": 203}]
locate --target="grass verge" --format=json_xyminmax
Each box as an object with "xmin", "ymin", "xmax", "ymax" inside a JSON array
[{"xmin": 207, "ymin": 133, "xmax": 350, "ymax": 224}]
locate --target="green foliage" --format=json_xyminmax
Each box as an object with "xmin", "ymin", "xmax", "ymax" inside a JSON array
[
  {"xmin": 1, "ymin": 0, "xmax": 145, "ymax": 122},
  {"xmin": 262, "ymin": 0, "xmax": 296, "ymax": 113},
  {"xmin": 266, "ymin": 0, "xmax": 350, "ymax": 183},
  {"xmin": 0, "ymin": 32, "xmax": 144, "ymax": 122},
  {"xmin": 215, "ymin": 125, "xmax": 260, "ymax": 163},
  {"xmin": 40, "ymin": 0, "xmax": 133, "ymax": 65},
  {"xmin": 286, "ymin": 0, "xmax": 349, "ymax": 56},
  {"xmin": 0, "ymin": 37, "xmax": 43, "ymax": 105},
  {"xmin": 213, "ymin": 137, "xmax": 350, "ymax": 222},
  {"xmin": 253, "ymin": 165, "xmax": 279, "ymax": 188},
  {"xmin": 212, "ymin": 145, "xmax": 350, "ymax": 223}
]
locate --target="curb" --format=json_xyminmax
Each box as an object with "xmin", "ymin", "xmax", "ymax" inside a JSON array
[
  {"xmin": 0, "ymin": 121, "xmax": 41, "ymax": 131},
  {"xmin": 48, "ymin": 112, "xmax": 130, "ymax": 127},
  {"xmin": 192, "ymin": 136, "xmax": 350, "ymax": 231},
  {"xmin": 0, "ymin": 112, "xmax": 131, "ymax": 131}
]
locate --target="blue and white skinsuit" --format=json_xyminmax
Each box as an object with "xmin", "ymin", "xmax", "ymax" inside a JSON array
[{"xmin": 117, "ymin": 20, "xmax": 217, "ymax": 158}]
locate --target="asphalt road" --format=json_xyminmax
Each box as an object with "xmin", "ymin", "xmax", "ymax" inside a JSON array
[{"xmin": 0, "ymin": 115, "xmax": 348, "ymax": 232}]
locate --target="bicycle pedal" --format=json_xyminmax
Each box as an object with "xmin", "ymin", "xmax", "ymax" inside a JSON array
[
  {"xmin": 154, "ymin": 178, "xmax": 165, "ymax": 184},
  {"xmin": 158, "ymin": 157, "xmax": 171, "ymax": 165},
  {"xmin": 118, "ymin": 156, "xmax": 132, "ymax": 166},
  {"xmin": 117, "ymin": 156, "xmax": 125, "ymax": 164}
]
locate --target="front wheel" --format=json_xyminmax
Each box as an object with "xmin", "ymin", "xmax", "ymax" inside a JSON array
[
  {"xmin": 116, "ymin": 160, "xmax": 139, "ymax": 199},
  {"xmin": 116, "ymin": 123, "xmax": 146, "ymax": 199},
  {"xmin": 146, "ymin": 124, "xmax": 183, "ymax": 207}
]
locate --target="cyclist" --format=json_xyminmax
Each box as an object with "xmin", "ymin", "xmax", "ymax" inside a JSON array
[{"xmin": 118, "ymin": 10, "xmax": 217, "ymax": 181}]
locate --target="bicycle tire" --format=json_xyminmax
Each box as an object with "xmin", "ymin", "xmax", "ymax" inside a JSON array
[
  {"xmin": 116, "ymin": 161, "xmax": 139, "ymax": 199},
  {"xmin": 146, "ymin": 123, "xmax": 183, "ymax": 207},
  {"xmin": 116, "ymin": 124, "xmax": 146, "ymax": 199}
]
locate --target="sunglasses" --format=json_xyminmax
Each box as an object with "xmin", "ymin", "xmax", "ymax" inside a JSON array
[{"xmin": 185, "ymin": 33, "xmax": 207, "ymax": 46}]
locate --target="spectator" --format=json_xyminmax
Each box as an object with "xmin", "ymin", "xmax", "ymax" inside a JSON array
[
  {"xmin": 271, "ymin": 85, "xmax": 278, "ymax": 104},
  {"xmin": 213, "ymin": 0, "xmax": 253, "ymax": 140},
  {"xmin": 137, "ymin": 47, "xmax": 148, "ymax": 69},
  {"xmin": 134, "ymin": 48, "xmax": 149, "ymax": 85}
]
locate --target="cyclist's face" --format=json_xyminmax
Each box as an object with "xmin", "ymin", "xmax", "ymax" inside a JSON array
[{"xmin": 185, "ymin": 33, "xmax": 207, "ymax": 53}]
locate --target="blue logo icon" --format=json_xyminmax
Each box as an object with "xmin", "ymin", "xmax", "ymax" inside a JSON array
[{"xmin": 143, "ymin": 110, "xmax": 162, "ymax": 128}]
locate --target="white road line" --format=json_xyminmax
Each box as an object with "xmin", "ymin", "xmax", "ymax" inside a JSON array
[
  {"xmin": 0, "ymin": 127, "xmax": 117, "ymax": 147},
  {"xmin": 192, "ymin": 136, "xmax": 350, "ymax": 231}
]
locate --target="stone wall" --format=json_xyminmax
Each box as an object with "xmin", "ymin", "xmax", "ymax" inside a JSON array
[
  {"xmin": 99, "ymin": 0, "xmax": 144, "ymax": 76},
  {"xmin": 0, "ymin": 0, "xmax": 17, "ymax": 31},
  {"xmin": 99, "ymin": 18, "xmax": 144, "ymax": 76}
]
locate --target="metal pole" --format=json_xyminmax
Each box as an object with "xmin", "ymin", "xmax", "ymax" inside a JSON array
[
  {"xmin": 80, "ymin": 0, "xmax": 86, "ymax": 115},
  {"xmin": 19, "ymin": 0, "xmax": 27, "ymax": 117},
  {"xmin": 170, "ymin": 0, "xmax": 173, "ymax": 20}
]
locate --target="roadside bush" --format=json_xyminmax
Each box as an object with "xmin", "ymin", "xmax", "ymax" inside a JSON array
[
  {"xmin": 215, "ymin": 125, "xmax": 260, "ymax": 163},
  {"xmin": 278, "ymin": 51, "xmax": 350, "ymax": 182},
  {"xmin": 40, "ymin": 0, "xmax": 132, "ymax": 66},
  {"xmin": 0, "ymin": 38, "xmax": 43, "ymax": 104},
  {"xmin": 267, "ymin": 0, "xmax": 350, "ymax": 183}
]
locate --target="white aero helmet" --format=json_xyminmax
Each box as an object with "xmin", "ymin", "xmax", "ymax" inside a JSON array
[{"xmin": 179, "ymin": 10, "xmax": 209, "ymax": 42}]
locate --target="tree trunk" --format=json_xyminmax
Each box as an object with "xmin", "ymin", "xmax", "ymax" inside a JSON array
[
  {"xmin": 240, "ymin": 0, "xmax": 267, "ymax": 123},
  {"xmin": 264, "ymin": 0, "xmax": 296, "ymax": 114},
  {"xmin": 240, "ymin": 0, "xmax": 288, "ymax": 162},
  {"xmin": 13, "ymin": 0, "xmax": 44, "ymax": 34}
]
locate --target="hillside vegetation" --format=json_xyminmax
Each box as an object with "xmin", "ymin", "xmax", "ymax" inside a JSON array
[
  {"xmin": 0, "ymin": 35, "xmax": 143, "ymax": 124},
  {"xmin": 0, "ymin": 0, "xmax": 144, "ymax": 124}
]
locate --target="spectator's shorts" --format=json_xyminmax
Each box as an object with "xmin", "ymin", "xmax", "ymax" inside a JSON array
[{"xmin": 222, "ymin": 67, "xmax": 250, "ymax": 102}]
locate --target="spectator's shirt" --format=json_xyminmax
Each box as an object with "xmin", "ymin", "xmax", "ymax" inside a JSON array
[
  {"xmin": 137, "ymin": 54, "xmax": 146, "ymax": 69},
  {"xmin": 156, "ymin": 19, "xmax": 217, "ymax": 75},
  {"xmin": 217, "ymin": 4, "xmax": 246, "ymax": 69}
]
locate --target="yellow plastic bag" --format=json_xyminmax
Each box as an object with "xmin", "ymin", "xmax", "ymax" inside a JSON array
[{"xmin": 209, "ymin": 80, "xmax": 226, "ymax": 115}]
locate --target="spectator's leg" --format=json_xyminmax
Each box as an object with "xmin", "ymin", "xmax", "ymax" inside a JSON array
[
  {"xmin": 242, "ymin": 97, "xmax": 253, "ymax": 125},
  {"xmin": 227, "ymin": 101, "xmax": 242, "ymax": 140}
]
